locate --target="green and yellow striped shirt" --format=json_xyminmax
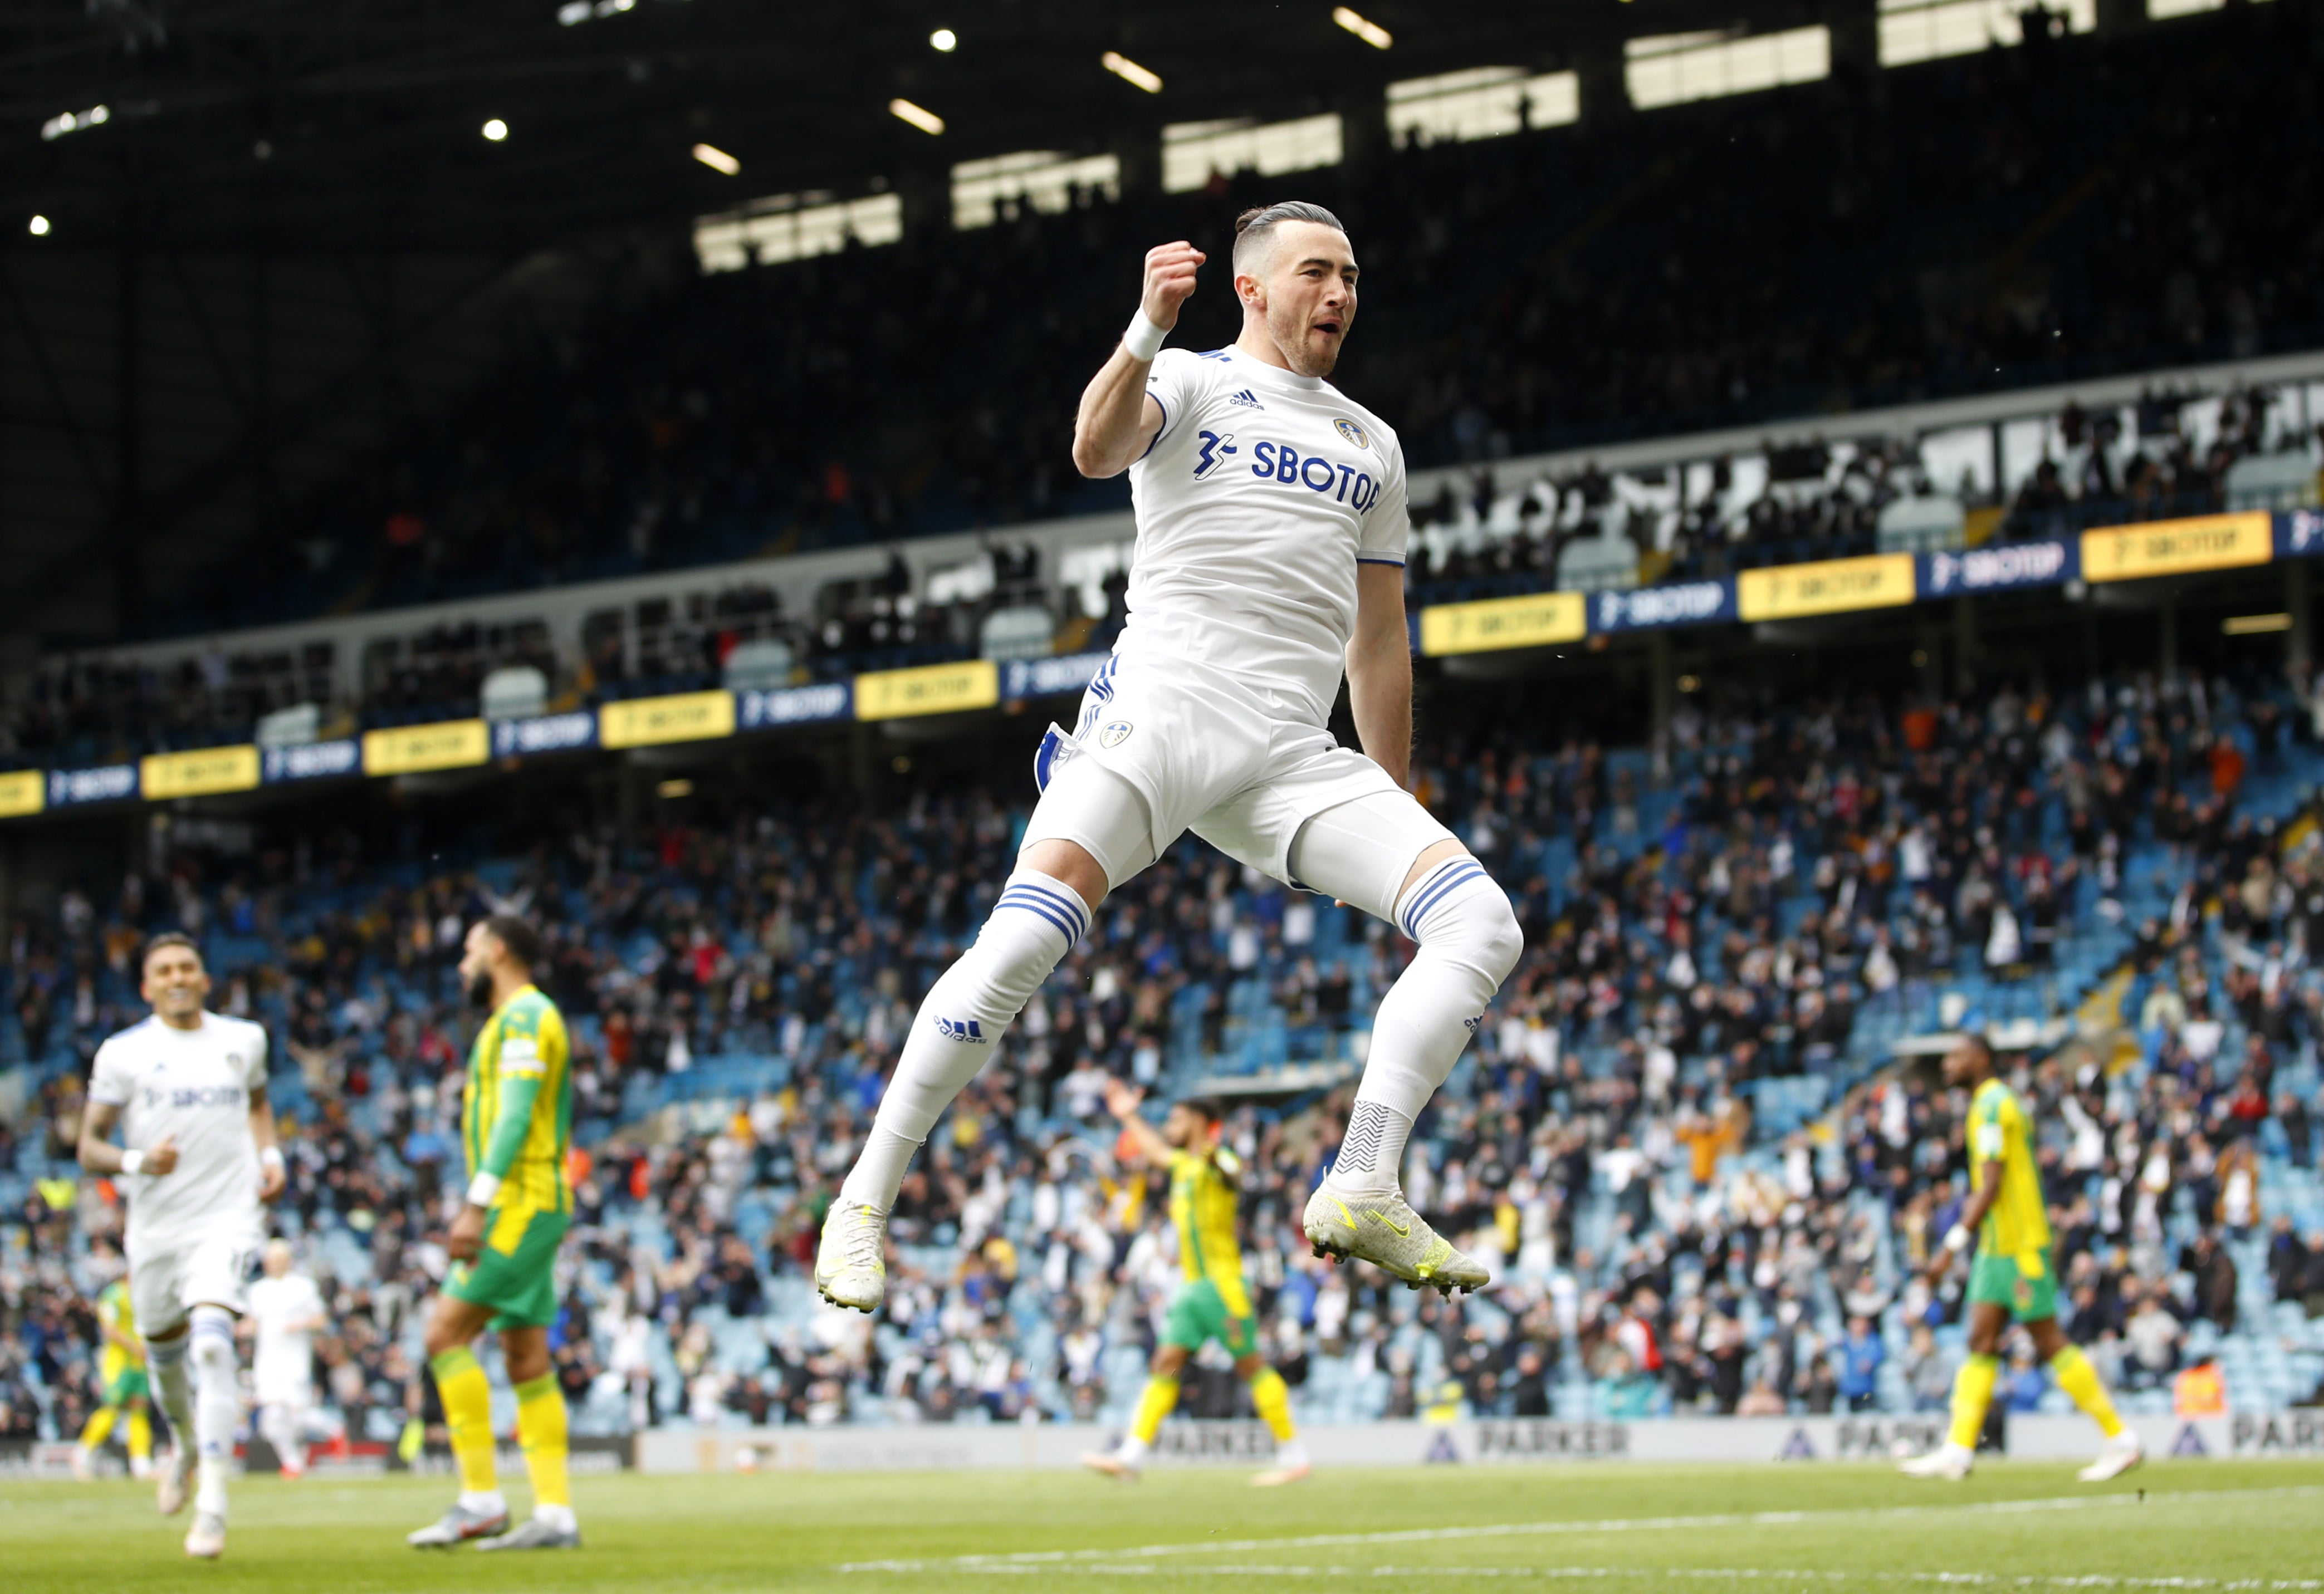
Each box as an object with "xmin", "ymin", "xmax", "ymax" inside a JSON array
[
  {"xmin": 1968, "ymin": 1077, "xmax": 2049, "ymax": 1263},
  {"xmin": 461, "ymin": 984, "xmax": 573, "ymax": 1218},
  {"xmin": 1168, "ymin": 1146, "xmax": 1251, "ymax": 1315}
]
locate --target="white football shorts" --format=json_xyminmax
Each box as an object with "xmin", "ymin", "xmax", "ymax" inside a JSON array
[
  {"xmin": 1020, "ymin": 653, "xmax": 1455, "ymax": 908},
  {"xmin": 129, "ymin": 1223, "xmax": 263, "ymax": 1335}
]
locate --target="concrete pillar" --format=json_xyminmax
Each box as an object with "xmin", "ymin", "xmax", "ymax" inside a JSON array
[
  {"xmin": 1576, "ymin": 45, "xmax": 1630, "ymax": 126},
  {"xmin": 1952, "ymin": 598, "xmax": 1978, "ymax": 694},
  {"xmin": 1112, "ymin": 124, "xmax": 1162, "ymax": 199},
  {"xmin": 893, "ymin": 165, "xmax": 949, "ymax": 239},
  {"xmin": 1827, "ymin": 0, "xmax": 1881, "ymax": 81},
  {"xmin": 1336, "ymin": 86, "xmax": 1392, "ymax": 175}
]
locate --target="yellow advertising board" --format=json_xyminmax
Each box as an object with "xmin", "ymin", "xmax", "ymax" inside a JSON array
[
  {"xmin": 363, "ymin": 719, "xmax": 490, "ymax": 777},
  {"xmin": 140, "ymin": 744, "xmax": 261, "ymax": 801},
  {"xmin": 0, "ymin": 769, "xmax": 43, "ymax": 819},
  {"xmin": 1736, "ymin": 553, "xmax": 1916, "ymax": 622},
  {"xmin": 2080, "ymin": 512, "xmax": 2273, "ymax": 583},
  {"xmin": 853, "ymin": 660, "xmax": 1001, "ymax": 722},
  {"xmin": 1417, "ymin": 591, "xmax": 1588, "ymax": 656},
  {"xmin": 599, "ymin": 690, "xmax": 737, "ymax": 750}
]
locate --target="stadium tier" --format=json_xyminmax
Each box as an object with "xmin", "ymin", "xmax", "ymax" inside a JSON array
[
  {"xmin": 5, "ymin": 664, "xmax": 2322, "ymax": 1453},
  {"xmin": 4, "ymin": 360, "xmax": 2321, "ymax": 802}
]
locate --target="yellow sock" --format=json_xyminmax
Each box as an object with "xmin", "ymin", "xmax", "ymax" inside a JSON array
[
  {"xmin": 430, "ymin": 1347, "xmax": 498, "ymax": 1495},
  {"xmin": 2048, "ymin": 1345, "xmax": 2125, "ymax": 1440},
  {"xmin": 77, "ymin": 1406, "xmax": 116, "ymax": 1451},
  {"xmin": 126, "ymin": 1407, "xmax": 152, "ymax": 1463},
  {"xmin": 1131, "ymin": 1376, "xmax": 1181, "ymax": 1445},
  {"xmin": 1948, "ymin": 1353, "xmax": 2001, "ymax": 1451},
  {"xmin": 515, "ymin": 1374, "xmax": 571, "ymax": 1511},
  {"xmin": 1248, "ymin": 1366, "xmax": 1296, "ymax": 1443}
]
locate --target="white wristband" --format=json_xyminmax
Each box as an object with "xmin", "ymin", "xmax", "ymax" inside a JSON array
[
  {"xmin": 261, "ymin": 1146, "xmax": 285, "ymax": 1173},
  {"xmin": 1943, "ymin": 1224, "xmax": 1971, "ymax": 1254},
  {"xmin": 1122, "ymin": 310, "xmax": 1168, "ymax": 362},
  {"xmin": 119, "ymin": 1149, "xmax": 144, "ymax": 1176},
  {"xmin": 466, "ymin": 1171, "xmax": 502, "ymax": 1208}
]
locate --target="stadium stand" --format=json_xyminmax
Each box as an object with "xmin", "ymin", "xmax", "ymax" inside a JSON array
[
  {"xmin": 6, "ymin": 664, "xmax": 2323, "ymax": 1447},
  {"xmin": 56, "ymin": 4, "xmax": 2324, "ymax": 645}
]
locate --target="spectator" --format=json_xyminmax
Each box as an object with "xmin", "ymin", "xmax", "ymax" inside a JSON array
[{"xmin": 1837, "ymin": 1316, "xmax": 1886, "ymax": 1413}]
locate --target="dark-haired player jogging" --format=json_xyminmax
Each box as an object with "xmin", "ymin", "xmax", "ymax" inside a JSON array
[
  {"xmin": 407, "ymin": 915, "xmax": 582, "ymax": 1551},
  {"xmin": 78, "ymin": 933, "xmax": 284, "ymax": 1559},
  {"xmin": 818, "ymin": 200, "xmax": 1520, "ymax": 1313},
  {"xmin": 1080, "ymin": 1081, "xmax": 1310, "ymax": 1485},
  {"xmin": 1901, "ymin": 1032, "xmax": 2141, "ymax": 1481}
]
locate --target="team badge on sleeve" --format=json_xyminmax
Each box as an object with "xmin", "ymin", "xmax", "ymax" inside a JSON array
[
  {"xmin": 1333, "ymin": 418, "xmax": 1371, "ymax": 450},
  {"xmin": 1100, "ymin": 721, "xmax": 1134, "ymax": 748}
]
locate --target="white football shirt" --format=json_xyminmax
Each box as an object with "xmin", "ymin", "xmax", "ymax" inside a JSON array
[
  {"xmin": 247, "ymin": 1271, "xmax": 326, "ymax": 1401},
  {"xmin": 87, "ymin": 1011, "xmax": 268, "ymax": 1254},
  {"xmin": 1126, "ymin": 345, "xmax": 1408, "ymax": 727}
]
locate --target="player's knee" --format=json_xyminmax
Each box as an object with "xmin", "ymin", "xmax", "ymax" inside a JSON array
[
  {"xmin": 188, "ymin": 1306, "xmax": 236, "ymax": 1381},
  {"xmin": 1421, "ymin": 879, "xmax": 1521, "ymax": 985},
  {"xmin": 1466, "ymin": 890, "xmax": 1524, "ymax": 986}
]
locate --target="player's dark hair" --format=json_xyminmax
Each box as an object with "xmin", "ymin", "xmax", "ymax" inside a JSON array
[
  {"xmin": 139, "ymin": 930, "xmax": 203, "ymax": 974},
  {"xmin": 480, "ymin": 913, "xmax": 545, "ymax": 973},
  {"xmin": 1232, "ymin": 200, "xmax": 1347, "ymax": 273},
  {"xmin": 1178, "ymin": 1095, "xmax": 1226, "ymax": 1126}
]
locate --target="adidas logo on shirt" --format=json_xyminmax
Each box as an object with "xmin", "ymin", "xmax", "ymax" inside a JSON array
[{"xmin": 1226, "ymin": 389, "xmax": 1264, "ymax": 410}]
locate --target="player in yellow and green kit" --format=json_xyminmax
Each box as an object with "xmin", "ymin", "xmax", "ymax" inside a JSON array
[
  {"xmin": 1902, "ymin": 1032, "xmax": 2141, "ymax": 1482},
  {"xmin": 406, "ymin": 915, "xmax": 580, "ymax": 1551},
  {"xmin": 73, "ymin": 1266, "xmax": 155, "ymax": 1482},
  {"xmin": 1082, "ymin": 1080, "xmax": 1309, "ymax": 1485}
]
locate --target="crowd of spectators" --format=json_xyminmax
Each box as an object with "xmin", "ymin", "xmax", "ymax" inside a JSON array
[
  {"xmin": 119, "ymin": 3, "xmax": 2324, "ymax": 642},
  {"xmin": 4, "ymin": 661, "xmax": 2323, "ymax": 1450}
]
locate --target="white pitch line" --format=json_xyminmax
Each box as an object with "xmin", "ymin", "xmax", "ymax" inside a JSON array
[
  {"xmin": 837, "ymin": 1485, "xmax": 2324, "ymax": 1575},
  {"xmin": 844, "ymin": 1565, "xmax": 2316, "ymax": 1589}
]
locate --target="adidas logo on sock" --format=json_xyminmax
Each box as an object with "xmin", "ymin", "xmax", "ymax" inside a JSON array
[{"xmin": 935, "ymin": 1017, "xmax": 990, "ymax": 1043}]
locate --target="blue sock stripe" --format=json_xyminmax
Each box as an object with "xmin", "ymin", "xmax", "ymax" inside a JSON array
[
  {"xmin": 1006, "ymin": 877, "xmax": 1090, "ymax": 938},
  {"xmin": 148, "ymin": 1337, "xmax": 188, "ymax": 1364},
  {"xmin": 999, "ymin": 878, "xmax": 1087, "ymax": 943},
  {"xmin": 1401, "ymin": 862, "xmax": 1486, "ymax": 938},
  {"xmin": 995, "ymin": 892, "xmax": 1080, "ymax": 945},
  {"xmin": 1400, "ymin": 865, "xmax": 1471, "ymax": 938}
]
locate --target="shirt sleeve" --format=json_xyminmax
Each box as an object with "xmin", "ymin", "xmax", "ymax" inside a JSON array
[
  {"xmin": 242, "ymin": 1022, "xmax": 270, "ymax": 1091},
  {"xmin": 1357, "ymin": 433, "xmax": 1410, "ymax": 565},
  {"xmin": 1969, "ymin": 1096, "xmax": 2005, "ymax": 1165},
  {"xmin": 497, "ymin": 1003, "xmax": 548, "ymax": 1080},
  {"xmin": 1138, "ymin": 349, "xmax": 1210, "ymax": 461},
  {"xmin": 89, "ymin": 1038, "xmax": 132, "ymax": 1106}
]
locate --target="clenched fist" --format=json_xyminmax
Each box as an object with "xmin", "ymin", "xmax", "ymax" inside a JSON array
[{"xmin": 1141, "ymin": 241, "xmax": 1205, "ymax": 330}]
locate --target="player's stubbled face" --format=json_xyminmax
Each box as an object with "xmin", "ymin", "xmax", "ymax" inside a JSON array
[
  {"xmin": 458, "ymin": 921, "xmax": 496, "ymax": 1007},
  {"xmin": 1257, "ymin": 220, "xmax": 1358, "ymax": 380},
  {"xmin": 140, "ymin": 948, "xmax": 209, "ymax": 1021}
]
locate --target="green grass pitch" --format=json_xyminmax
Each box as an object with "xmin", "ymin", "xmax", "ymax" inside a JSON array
[{"xmin": 6, "ymin": 1459, "xmax": 2320, "ymax": 1592}]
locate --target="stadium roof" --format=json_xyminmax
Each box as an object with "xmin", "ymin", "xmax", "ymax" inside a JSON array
[
  {"xmin": 4, "ymin": 0, "xmax": 1838, "ymax": 252},
  {"xmin": 0, "ymin": 0, "xmax": 1832, "ymax": 652}
]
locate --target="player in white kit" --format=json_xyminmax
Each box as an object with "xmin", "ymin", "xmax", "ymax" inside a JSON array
[
  {"xmin": 818, "ymin": 202, "xmax": 1522, "ymax": 1312},
  {"xmin": 246, "ymin": 1239, "xmax": 328, "ymax": 1478},
  {"xmin": 77, "ymin": 933, "xmax": 284, "ymax": 1559}
]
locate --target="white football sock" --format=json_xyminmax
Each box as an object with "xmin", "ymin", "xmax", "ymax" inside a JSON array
[
  {"xmin": 1332, "ymin": 857, "xmax": 1519, "ymax": 1188},
  {"xmin": 188, "ymin": 1304, "xmax": 241, "ymax": 1518},
  {"xmin": 839, "ymin": 869, "xmax": 1089, "ymax": 1210},
  {"xmin": 260, "ymin": 1403, "xmax": 302, "ymax": 1474},
  {"xmin": 146, "ymin": 1332, "xmax": 195, "ymax": 1457}
]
